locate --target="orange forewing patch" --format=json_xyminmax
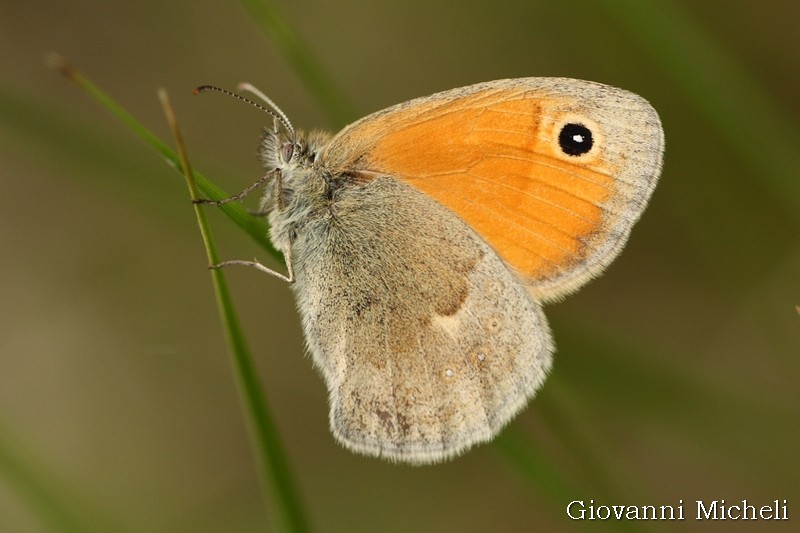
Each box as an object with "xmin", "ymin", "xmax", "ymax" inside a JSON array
[{"xmin": 327, "ymin": 89, "xmax": 618, "ymax": 282}]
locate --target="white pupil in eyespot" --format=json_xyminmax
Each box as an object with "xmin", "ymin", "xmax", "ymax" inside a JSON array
[{"xmin": 558, "ymin": 122, "xmax": 594, "ymax": 156}]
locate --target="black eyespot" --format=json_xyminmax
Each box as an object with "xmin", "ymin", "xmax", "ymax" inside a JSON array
[{"xmin": 558, "ymin": 123, "xmax": 594, "ymax": 156}]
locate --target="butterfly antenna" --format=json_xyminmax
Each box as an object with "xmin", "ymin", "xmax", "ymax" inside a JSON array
[
  {"xmin": 237, "ymin": 82, "xmax": 295, "ymax": 139},
  {"xmin": 193, "ymin": 84, "xmax": 295, "ymax": 137}
]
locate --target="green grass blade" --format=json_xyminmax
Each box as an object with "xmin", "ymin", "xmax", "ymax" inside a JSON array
[
  {"xmin": 595, "ymin": 0, "xmax": 800, "ymax": 219},
  {"xmin": 160, "ymin": 89, "xmax": 311, "ymax": 532},
  {"xmin": 238, "ymin": 0, "xmax": 358, "ymax": 125},
  {"xmin": 45, "ymin": 53, "xmax": 279, "ymax": 261}
]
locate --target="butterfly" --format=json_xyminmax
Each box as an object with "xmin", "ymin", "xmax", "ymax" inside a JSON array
[{"xmin": 196, "ymin": 77, "xmax": 664, "ymax": 464}]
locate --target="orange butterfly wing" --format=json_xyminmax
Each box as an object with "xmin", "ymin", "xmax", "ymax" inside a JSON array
[{"xmin": 322, "ymin": 78, "xmax": 663, "ymax": 301}]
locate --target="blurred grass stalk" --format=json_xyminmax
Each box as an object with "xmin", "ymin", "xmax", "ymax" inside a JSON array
[
  {"xmin": 42, "ymin": 52, "xmax": 280, "ymax": 260},
  {"xmin": 238, "ymin": 0, "xmax": 357, "ymax": 126}
]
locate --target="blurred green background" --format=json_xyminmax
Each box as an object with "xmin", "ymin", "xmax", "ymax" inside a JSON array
[{"xmin": 1, "ymin": 0, "xmax": 798, "ymax": 531}]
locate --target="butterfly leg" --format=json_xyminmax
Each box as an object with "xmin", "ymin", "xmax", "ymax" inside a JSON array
[
  {"xmin": 193, "ymin": 170, "xmax": 275, "ymax": 206},
  {"xmin": 209, "ymin": 243, "xmax": 295, "ymax": 284}
]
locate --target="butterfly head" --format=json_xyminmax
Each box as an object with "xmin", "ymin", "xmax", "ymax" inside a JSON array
[{"xmin": 258, "ymin": 125, "xmax": 335, "ymax": 251}]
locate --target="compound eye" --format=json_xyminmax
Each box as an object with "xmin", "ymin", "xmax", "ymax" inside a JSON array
[{"xmin": 281, "ymin": 142, "xmax": 295, "ymax": 163}]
